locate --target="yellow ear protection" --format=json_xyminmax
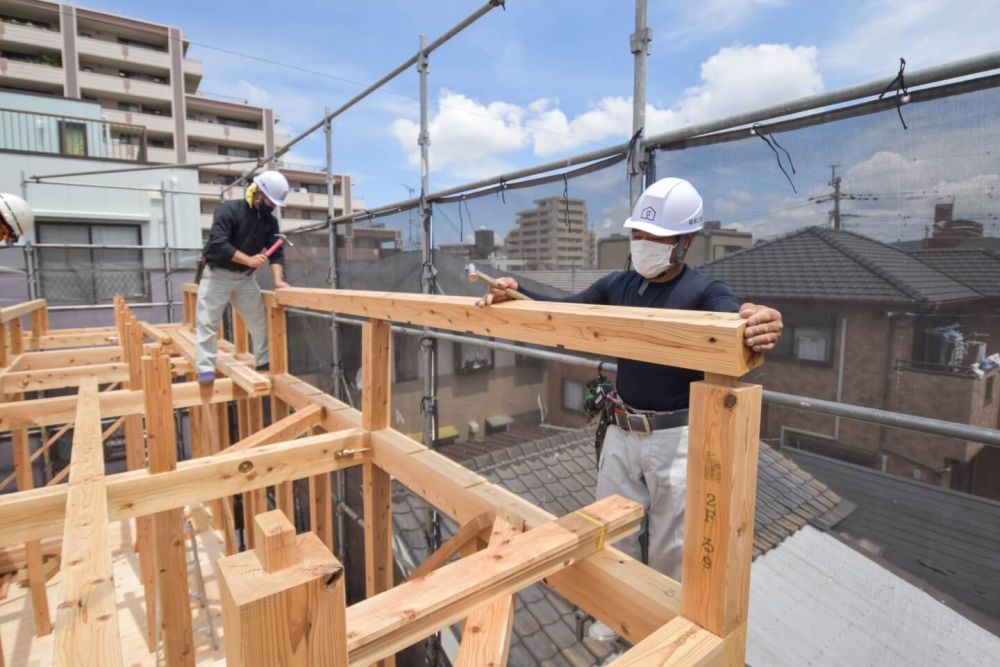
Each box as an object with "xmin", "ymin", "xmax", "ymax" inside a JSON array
[{"xmin": 244, "ymin": 182, "xmax": 259, "ymax": 207}]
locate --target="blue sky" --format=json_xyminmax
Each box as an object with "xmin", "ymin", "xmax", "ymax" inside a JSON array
[{"xmin": 73, "ymin": 1, "xmax": 1000, "ymax": 244}]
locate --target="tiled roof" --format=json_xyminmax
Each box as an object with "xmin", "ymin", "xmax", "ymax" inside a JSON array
[
  {"xmin": 514, "ymin": 269, "xmax": 614, "ymax": 294},
  {"xmin": 787, "ymin": 448, "xmax": 1000, "ymax": 620},
  {"xmin": 391, "ymin": 427, "xmax": 848, "ymax": 666},
  {"xmin": 907, "ymin": 248, "xmax": 1000, "ymax": 297},
  {"xmin": 701, "ymin": 226, "xmax": 982, "ymax": 305}
]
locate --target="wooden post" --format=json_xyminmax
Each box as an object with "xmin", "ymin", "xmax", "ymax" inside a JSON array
[
  {"xmin": 143, "ymin": 347, "xmax": 195, "ymax": 666},
  {"xmin": 9, "ymin": 317, "xmax": 23, "ymax": 355},
  {"xmin": 455, "ymin": 511, "xmax": 523, "ymax": 667},
  {"xmin": 361, "ymin": 319, "xmax": 395, "ymax": 665},
  {"xmin": 217, "ymin": 511, "xmax": 347, "ymax": 666},
  {"xmin": 124, "ymin": 320, "xmax": 157, "ymax": 649},
  {"xmin": 0, "ymin": 321, "xmax": 8, "ymax": 367},
  {"xmin": 266, "ymin": 296, "xmax": 294, "ymax": 519},
  {"xmin": 682, "ymin": 375, "xmax": 761, "ymax": 661},
  {"xmin": 11, "ymin": 390, "xmax": 52, "ymax": 636}
]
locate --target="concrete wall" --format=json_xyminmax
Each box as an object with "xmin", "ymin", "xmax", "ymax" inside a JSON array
[{"xmin": 0, "ymin": 152, "xmax": 201, "ymax": 248}]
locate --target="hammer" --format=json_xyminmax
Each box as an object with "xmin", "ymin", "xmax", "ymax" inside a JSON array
[
  {"xmin": 467, "ymin": 263, "xmax": 530, "ymax": 303},
  {"xmin": 264, "ymin": 233, "xmax": 293, "ymax": 258}
]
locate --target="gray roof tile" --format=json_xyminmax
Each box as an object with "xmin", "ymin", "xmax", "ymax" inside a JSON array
[{"xmin": 702, "ymin": 226, "xmax": 982, "ymax": 305}]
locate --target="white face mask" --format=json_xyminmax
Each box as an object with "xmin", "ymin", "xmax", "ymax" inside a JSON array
[{"xmin": 630, "ymin": 238, "xmax": 676, "ymax": 279}]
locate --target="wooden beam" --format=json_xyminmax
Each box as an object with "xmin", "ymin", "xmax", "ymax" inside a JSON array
[
  {"xmin": 0, "ymin": 298, "xmax": 45, "ymax": 323},
  {"xmin": 682, "ymin": 378, "xmax": 761, "ymax": 647},
  {"xmin": 140, "ymin": 321, "xmax": 172, "ymax": 346},
  {"xmin": 405, "ymin": 512, "xmax": 494, "ymax": 583},
  {"xmin": 1, "ymin": 362, "xmax": 130, "ymax": 393},
  {"xmin": 15, "ymin": 346, "xmax": 124, "ymax": 371},
  {"xmin": 219, "ymin": 527, "xmax": 347, "ymax": 666},
  {"xmin": 143, "ymin": 349, "xmax": 195, "ymax": 666},
  {"xmin": 0, "ymin": 427, "xmax": 369, "ymax": 548},
  {"xmin": 170, "ymin": 326, "xmax": 270, "ymax": 394},
  {"xmin": 273, "ymin": 375, "xmax": 682, "ymax": 644},
  {"xmin": 266, "ymin": 296, "xmax": 294, "ymax": 518},
  {"xmin": 613, "ymin": 617, "xmax": 727, "ymax": 666},
  {"xmin": 277, "ymin": 288, "xmax": 761, "ymax": 377},
  {"xmin": 53, "ymin": 379, "xmax": 123, "ymax": 666},
  {"xmin": 455, "ymin": 511, "xmax": 523, "ymax": 667},
  {"xmin": 254, "ymin": 510, "xmax": 297, "ymax": 573},
  {"xmin": 22, "ymin": 328, "xmax": 119, "ymax": 351},
  {"xmin": 345, "ymin": 495, "xmax": 642, "ymax": 666},
  {"xmin": 228, "ymin": 403, "xmax": 322, "ymax": 452},
  {"xmin": 29, "ymin": 306, "xmax": 49, "ymax": 339},
  {"xmin": 0, "ymin": 321, "xmax": 8, "ymax": 367},
  {"xmin": 0, "ymin": 378, "xmax": 254, "ymax": 430},
  {"xmin": 9, "ymin": 317, "xmax": 23, "ymax": 355}
]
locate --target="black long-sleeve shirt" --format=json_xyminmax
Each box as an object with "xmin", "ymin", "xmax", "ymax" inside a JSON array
[
  {"xmin": 203, "ymin": 199, "xmax": 285, "ymax": 273},
  {"xmin": 518, "ymin": 266, "xmax": 740, "ymax": 412}
]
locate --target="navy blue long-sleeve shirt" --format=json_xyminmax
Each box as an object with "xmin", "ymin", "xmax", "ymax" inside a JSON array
[
  {"xmin": 519, "ymin": 266, "xmax": 740, "ymax": 412},
  {"xmin": 203, "ymin": 200, "xmax": 285, "ymax": 273}
]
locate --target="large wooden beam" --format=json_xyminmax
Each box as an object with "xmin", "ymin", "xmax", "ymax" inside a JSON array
[
  {"xmin": 277, "ymin": 288, "xmax": 761, "ymax": 377},
  {"xmin": 143, "ymin": 348, "xmax": 195, "ymax": 666},
  {"xmin": 0, "ymin": 428, "xmax": 369, "ymax": 548},
  {"xmin": 682, "ymin": 377, "xmax": 761, "ymax": 648},
  {"xmin": 613, "ymin": 617, "xmax": 728, "ymax": 666},
  {"xmin": 1, "ymin": 362, "xmax": 129, "ymax": 393},
  {"xmin": 53, "ymin": 379, "xmax": 123, "ymax": 666},
  {"xmin": 346, "ymin": 495, "xmax": 642, "ymax": 666},
  {"xmin": 23, "ymin": 328, "xmax": 119, "ymax": 351},
  {"xmin": 15, "ymin": 346, "xmax": 124, "ymax": 371},
  {"xmin": 0, "ymin": 378, "xmax": 255, "ymax": 430},
  {"xmin": 265, "ymin": 293, "xmax": 294, "ymax": 518},
  {"xmin": 170, "ymin": 326, "xmax": 270, "ymax": 394},
  {"xmin": 228, "ymin": 403, "xmax": 322, "ymax": 452},
  {"xmin": 455, "ymin": 511, "xmax": 523, "ymax": 667}
]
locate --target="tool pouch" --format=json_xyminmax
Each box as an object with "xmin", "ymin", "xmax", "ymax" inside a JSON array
[{"xmin": 194, "ymin": 256, "xmax": 208, "ymax": 284}]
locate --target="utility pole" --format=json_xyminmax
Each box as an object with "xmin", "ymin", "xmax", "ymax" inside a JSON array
[
  {"xmin": 629, "ymin": 0, "xmax": 652, "ymax": 207},
  {"xmin": 829, "ymin": 164, "xmax": 842, "ymax": 230}
]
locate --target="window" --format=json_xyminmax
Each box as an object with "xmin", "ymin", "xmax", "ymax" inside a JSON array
[
  {"xmin": 59, "ymin": 121, "xmax": 87, "ymax": 156},
  {"xmin": 562, "ymin": 378, "xmax": 585, "ymax": 414},
  {"xmin": 36, "ymin": 222, "xmax": 147, "ymax": 305},
  {"xmin": 772, "ymin": 317, "xmax": 834, "ymax": 364},
  {"xmin": 453, "ymin": 341, "xmax": 494, "ymax": 374}
]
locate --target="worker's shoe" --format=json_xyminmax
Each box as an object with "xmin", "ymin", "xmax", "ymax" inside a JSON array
[
  {"xmin": 256, "ymin": 363, "xmax": 269, "ymax": 372},
  {"xmin": 197, "ymin": 371, "xmax": 216, "ymax": 386}
]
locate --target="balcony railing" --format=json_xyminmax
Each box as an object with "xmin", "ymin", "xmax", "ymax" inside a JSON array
[{"xmin": 0, "ymin": 107, "xmax": 147, "ymax": 161}]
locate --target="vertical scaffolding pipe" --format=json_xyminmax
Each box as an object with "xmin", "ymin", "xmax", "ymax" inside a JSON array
[
  {"xmin": 20, "ymin": 170, "xmax": 38, "ymax": 300},
  {"xmin": 325, "ymin": 108, "xmax": 349, "ymax": 567},
  {"xmin": 629, "ymin": 0, "xmax": 651, "ymax": 205},
  {"xmin": 418, "ymin": 33, "xmax": 438, "ymax": 457},
  {"xmin": 160, "ymin": 182, "xmax": 174, "ymax": 323}
]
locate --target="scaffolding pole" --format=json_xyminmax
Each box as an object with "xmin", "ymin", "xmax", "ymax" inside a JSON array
[
  {"xmin": 160, "ymin": 182, "xmax": 174, "ymax": 323},
  {"xmin": 629, "ymin": 0, "xmax": 651, "ymax": 205}
]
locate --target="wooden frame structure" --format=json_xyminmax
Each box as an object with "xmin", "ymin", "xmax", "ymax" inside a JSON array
[{"xmin": 0, "ymin": 285, "xmax": 763, "ymax": 665}]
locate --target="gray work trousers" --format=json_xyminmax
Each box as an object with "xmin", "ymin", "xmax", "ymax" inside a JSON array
[
  {"xmin": 195, "ymin": 265, "xmax": 269, "ymax": 375},
  {"xmin": 596, "ymin": 423, "xmax": 688, "ymax": 580}
]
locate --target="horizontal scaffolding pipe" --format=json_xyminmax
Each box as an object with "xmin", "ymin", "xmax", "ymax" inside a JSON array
[
  {"xmin": 220, "ymin": 0, "xmax": 505, "ymax": 196},
  {"xmin": 27, "ymin": 244, "xmax": 201, "ymax": 252},
  {"xmin": 25, "ymin": 181, "xmax": 207, "ymax": 197},
  {"xmin": 328, "ymin": 50, "xmax": 1000, "ymax": 228},
  {"xmin": 286, "ymin": 306, "xmax": 1000, "ymax": 448},
  {"xmin": 28, "ymin": 157, "xmax": 260, "ymax": 181},
  {"xmin": 643, "ymin": 50, "xmax": 1000, "ymax": 149},
  {"xmin": 47, "ymin": 301, "xmax": 176, "ymax": 311}
]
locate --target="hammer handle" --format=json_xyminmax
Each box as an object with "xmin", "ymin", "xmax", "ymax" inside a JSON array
[
  {"xmin": 263, "ymin": 238, "xmax": 284, "ymax": 258},
  {"xmin": 476, "ymin": 273, "xmax": 531, "ymax": 301}
]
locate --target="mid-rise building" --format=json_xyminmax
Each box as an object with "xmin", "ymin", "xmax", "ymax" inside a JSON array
[
  {"xmin": 504, "ymin": 197, "xmax": 592, "ymax": 269},
  {"xmin": 0, "ymin": 0, "xmax": 362, "ymax": 235}
]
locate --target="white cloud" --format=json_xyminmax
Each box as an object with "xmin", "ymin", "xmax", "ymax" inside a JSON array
[
  {"xmin": 390, "ymin": 44, "xmax": 823, "ymax": 175},
  {"xmin": 824, "ymin": 0, "xmax": 1000, "ymax": 78}
]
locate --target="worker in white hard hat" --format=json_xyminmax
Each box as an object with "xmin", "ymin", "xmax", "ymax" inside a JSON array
[
  {"xmin": 480, "ymin": 177, "xmax": 783, "ymax": 581},
  {"xmin": 0, "ymin": 192, "xmax": 34, "ymax": 245},
  {"xmin": 195, "ymin": 170, "xmax": 291, "ymax": 385}
]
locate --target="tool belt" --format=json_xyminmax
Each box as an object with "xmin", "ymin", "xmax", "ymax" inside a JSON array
[
  {"xmin": 608, "ymin": 392, "xmax": 688, "ymax": 434},
  {"xmin": 194, "ymin": 255, "xmax": 208, "ymax": 284}
]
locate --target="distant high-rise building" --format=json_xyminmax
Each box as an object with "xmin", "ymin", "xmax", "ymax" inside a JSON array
[{"xmin": 505, "ymin": 197, "xmax": 592, "ymax": 269}]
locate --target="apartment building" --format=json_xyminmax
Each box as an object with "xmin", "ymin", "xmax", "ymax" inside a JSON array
[
  {"xmin": 504, "ymin": 197, "xmax": 593, "ymax": 269},
  {"xmin": 0, "ymin": 0, "xmax": 361, "ymax": 234}
]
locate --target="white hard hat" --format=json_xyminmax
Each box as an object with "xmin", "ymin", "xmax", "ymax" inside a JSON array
[
  {"xmin": 252, "ymin": 170, "xmax": 289, "ymax": 207},
  {"xmin": 624, "ymin": 177, "xmax": 704, "ymax": 237},
  {"xmin": 0, "ymin": 193, "xmax": 33, "ymax": 244}
]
